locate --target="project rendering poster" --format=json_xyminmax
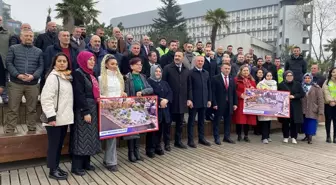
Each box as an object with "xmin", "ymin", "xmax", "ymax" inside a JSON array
[
  {"xmin": 98, "ymin": 96, "xmax": 159, "ymax": 140},
  {"xmin": 243, "ymin": 88, "xmax": 290, "ymax": 118}
]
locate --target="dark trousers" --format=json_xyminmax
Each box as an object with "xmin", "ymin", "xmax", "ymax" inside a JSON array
[
  {"xmin": 46, "ymin": 125, "xmax": 68, "ymax": 169},
  {"xmin": 187, "ymin": 107, "xmax": 206, "ymax": 143},
  {"xmin": 282, "ymin": 119, "xmax": 298, "ymax": 139},
  {"xmin": 260, "ymin": 120, "xmax": 271, "ymax": 140},
  {"xmin": 325, "ymin": 104, "xmax": 336, "ymax": 138},
  {"xmin": 236, "ymin": 124, "xmax": 249, "ymax": 136},
  {"xmin": 71, "ymin": 155, "xmax": 91, "ymax": 170},
  {"xmin": 213, "ymin": 105, "xmax": 232, "ymax": 140},
  {"xmin": 172, "ymin": 113, "xmax": 184, "ymax": 144},
  {"xmin": 146, "ymin": 117, "xmax": 171, "ymax": 152},
  {"xmin": 206, "ymin": 108, "xmax": 213, "ymax": 119},
  {"xmin": 254, "ymin": 120, "xmax": 262, "ymax": 135}
]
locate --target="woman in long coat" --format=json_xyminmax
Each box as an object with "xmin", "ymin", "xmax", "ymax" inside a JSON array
[
  {"xmin": 278, "ymin": 70, "xmax": 305, "ymax": 144},
  {"xmin": 147, "ymin": 65, "xmax": 173, "ymax": 157},
  {"xmin": 301, "ymin": 73, "xmax": 324, "ymax": 144},
  {"xmin": 70, "ymin": 51, "xmax": 101, "ymax": 176},
  {"xmin": 124, "ymin": 57, "xmax": 153, "ymax": 162},
  {"xmin": 233, "ymin": 65, "xmax": 257, "ymax": 142}
]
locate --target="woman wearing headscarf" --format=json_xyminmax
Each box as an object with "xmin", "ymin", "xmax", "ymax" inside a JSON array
[
  {"xmin": 233, "ymin": 65, "xmax": 257, "ymax": 142},
  {"xmin": 301, "ymin": 73, "xmax": 324, "ymax": 144},
  {"xmin": 98, "ymin": 54, "xmax": 126, "ymax": 171},
  {"xmin": 41, "ymin": 53, "xmax": 73, "ymax": 180},
  {"xmin": 278, "ymin": 70, "xmax": 305, "ymax": 144},
  {"xmin": 256, "ymin": 72, "xmax": 277, "ymax": 144},
  {"xmin": 322, "ymin": 67, "xmax": 336, "ymax": 143},
  {"xmin": 147, "ymin": 65, "xmax": 173, "ymax": 157},
  {"xmin": 70, "ymin": 51, "xmax": 101, "ymax": 176},
  {"xmin": 124, "ymin": 57, "xmax": 153, "ymax": 162}
]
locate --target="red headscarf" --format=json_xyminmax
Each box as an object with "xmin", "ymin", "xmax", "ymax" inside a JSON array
[{"xmin": 77, "ymin": 51, "xmax": 100, "ymax": 100}]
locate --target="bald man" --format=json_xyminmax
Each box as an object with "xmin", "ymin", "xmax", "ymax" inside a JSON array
[
  {"xmin": 35, "ymin": 22, "xmax": 58, "ymax": 52},
  {"xmin": 9, "ymin": 23, "xmax": 32, "ymax": 46},
  {"xmin": 140, "ymin": 35, "xmax": 159, "ymax": 60},
  {"xmin": 113, "ymin": 27, "xmax": 126, "ymax": 53},
  {"xmin": 86, "ymin": 35, "xmax": 107, "ymax": 76}
]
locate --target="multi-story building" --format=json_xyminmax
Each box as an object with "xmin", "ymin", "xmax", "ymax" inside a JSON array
[{"xmin": 110, "ymin": 0, "xmax": 312, "ymax": 56}]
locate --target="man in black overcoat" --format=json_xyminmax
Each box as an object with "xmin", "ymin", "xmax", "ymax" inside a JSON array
[
  {"xmin": 187, "ymin": 56, "xmax": 212, "ymax": 148},
  {"xmin": 163, "ymin": 50, "xmax": 189, "ymax": 149},
  {"xmin": 212, "ymin": 63, "xmax": 238, "ymax": 145},
  {"xmin": 159, "ymin": 40, "xmax": 178, "ymax": 69}
]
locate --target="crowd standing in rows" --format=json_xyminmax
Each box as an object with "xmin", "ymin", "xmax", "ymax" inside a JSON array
[{"xmin": 0, "ymin": 19, "xmax": 333, "ymax": 181}]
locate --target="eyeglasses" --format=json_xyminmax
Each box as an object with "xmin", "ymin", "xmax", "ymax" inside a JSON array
[{"xmin": 286, "ymin": 74, "xmax": 293, "ymax": 77}]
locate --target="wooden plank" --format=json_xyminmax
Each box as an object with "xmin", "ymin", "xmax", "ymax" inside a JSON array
[
  {"xmin": 0, "ymin": 171, "xmax": 10, "ymax": 185},
  {"xmin": 90, "ymin": 155, "xmax": 123, "ymax": 185},
  {"xmin": 58, "ymin": 163, "xmax": 79, "ymax": 185},
  {"xmin": 42, "ymin": 165, "xmax": 62, "ymax": 185},
  {"xmin": 26, "ymin": 167, "xmax": 40, "ymax": 185},
  {"xmin": 18, "ymin": 169, "xmax": 30, "ymax": 185},
  {"xmin": 9, "ymin": 169, "xmax": 20, "ymax": 185},
  {"xmin": 34, "ymin": 166, "xmax": 51, "ymax": 185},
  {"xmin": 63, "ymin": 162, "xmax": 88, "ymax": 185}
]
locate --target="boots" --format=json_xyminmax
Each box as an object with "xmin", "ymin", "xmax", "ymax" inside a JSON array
[
  {"xmin": 127, "ymin": 140, "xmax": 136, "ymax": 162},
  {"xmin": 134, "ymin": 139, "xmax": 144, "ymax": 161},
  {"xmin": 307, "ymin": 135, "xmax": 312, "ymax": 144},
  {"xmin": 301, "ymin": 134, "xmax": 308, "ymax": 141}
]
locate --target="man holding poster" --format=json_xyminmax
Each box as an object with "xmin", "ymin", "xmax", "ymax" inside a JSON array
[{"xmin": 212, "ymin": 63, "xmax": 238, "ymax": 145}]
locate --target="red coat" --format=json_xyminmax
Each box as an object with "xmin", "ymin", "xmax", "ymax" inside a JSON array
[{"xmin": 232, "ymin": 76, "xmax": 257, "ymax": 125}]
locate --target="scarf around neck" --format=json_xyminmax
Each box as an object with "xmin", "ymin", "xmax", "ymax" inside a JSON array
[{"xmin": 149, "ymin": 65, "xmax": 162, "ymax": 82}]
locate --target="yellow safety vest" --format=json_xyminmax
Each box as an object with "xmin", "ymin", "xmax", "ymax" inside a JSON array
[
  {"xmin": 277, "ymin": 68, "xmax": 284, "ymax": 83},
  {"xmin": 193, "ymin": 51, "xmax": 205, "ymax": 56},
  {"xmin": 328, "ymin": 81, "xmax": 336, "ymax": 98},
  {"xmin": 156, "ymin": 47, "xmax": 169, "ymax": 57}
]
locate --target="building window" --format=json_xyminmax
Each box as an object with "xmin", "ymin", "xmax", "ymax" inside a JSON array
[
  {"xmin": 263, "ymin": 19, "xmax": 267, "ymax": 25},
  {"xmin": 286, "ymin": 38, "xmax": 289, "ymax": 45},
  {"xmin": 280, "ymin": 19, "xmax": 283, "ymax": 26},
  {"xmin": 268, "ymin": 30, "xmax": 272, "ymax": 37},
  {"xmin": 263, "ymin": 7, "xmax": 267, "ymax": 13},
  {"xmin": 247, "ymin": 21, "xmax": 250, "ymax": 27},
  {"xmin": 279, "ymin": 32, "xmax": 283, "ymax": 38},
  {"xmin": 257, "ymin": 20, "xmax": 261, "ymax": 26},
  {"xmin": 252, "ymin": 32, "xmax": 256, "ymax": 37},
  {"xmin": 257, "ymin": 31, "xmax": 261, "ymax": 37},
  {"xmin": 242, "ymin": 21, "xmax": 246, "ymax": 27},
  {"xmin": 252, "ymin": 9, "xmax": 256, "ymax": 15},
  {"xmin": 302, "ymin": 37, "xmax": 309, "ymax": 44}
]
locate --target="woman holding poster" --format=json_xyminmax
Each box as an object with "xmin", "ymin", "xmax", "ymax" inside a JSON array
[
  {"xmin": 233, "ymin": 65, "xmax": 256, "ymax": 142},
  {"xmin": 278, "ymin": 70, "xmax": 305, "ymax": 144},
  {"xmin": 256, "ymin": 72, "xmax": 277, "ymax": 144},
  {"xmin": 301, "ymin": 73, "xmax": 324, "ymax": 144},
  {"xmin": 124, "ymin": 57, "xmax": 153, "ymax": 162},
  {"xmin": 98, "ymin": 54, "xmax": 126, "ymax": 171}
]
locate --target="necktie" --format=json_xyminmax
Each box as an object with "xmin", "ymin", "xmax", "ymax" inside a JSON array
[
  {"xmin": 224, "ymin": 76, "xmax": 228, "ymax": 89},
  {"xmin": 76, "ymin": 39, "xmax": 80, "ymax": 45},
  {"xmin": 146, "ymin": 46, "xmax": 150, "ymax": 54}
]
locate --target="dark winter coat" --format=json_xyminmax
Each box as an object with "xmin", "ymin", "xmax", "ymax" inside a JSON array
[
  {"xmin": 140, "ymin": 44, "xmax": 159, "ymax": 60},
  {"xmin": 162, "ymin": 62, "xmax": 189, "ymax": 114},
  {"xmin": 106, "ymin": 48, "xmax": 123, "ymax": 66},
  {"xmin": 203, "ymin": 57, "xmax": 219, "ymax": 78},
  {"xmin": 70, "ymin": 37, "xmax": 86, "ymax": 51},
  {"xmin": 9, "ymin": 35, "xmax": 20, "ymax": 47},
  {"xmin": 43, "ymin": 42, "xmax": 79, "ymax": 73},
  {"xmin": 34, "ymin": 31, "xmax": 58, "ymax": 52},
  {"xmin": 70, "ymin": 68, "xmax": 101, "ymax": 156},
  {"xmin": 312, "ymin": 73, "xmax": 326, "ymax": 88},
  {"xmin": 148, "ymin": 78, "xmax": 173, "ymax": 123},
  {"xmin": 285, "ymin": 55, "xmax": 307, "ymax": 82},
  {"xmin": 211, "ymin": 74, "xmax": 238, "ymax": 115},
  {"xmin": 85, "ymin": 45, "xmax": 107, "ymax": 77},
  {"xmin": 263, "ymin": 62, "xmax": 278, "ymax": 83},
  {"xmin": 0, "ymin": 56, "xmax": 5, "ymax": 87},
  {"xmin": 251, "ymin": 66, "xmax": 268, "ymax": 80},
  {"xmin": 187, "ymin": 68, "xmax": 211, "ymax": 108},
  {"xmin": 159, "ymin": 50, "xmax": 175, "ymax": 69},
  {"xmin": 6, "ymin": 44, "xmax": 44, "ymax": 85},
  {"xmin": 230, "ymin": 62, "xmax": 245, "ymax": 77},
  {"xmin": 278, "ymin": 80, "xmax": 305, "ymax": 124},
  {"xmin": 120, "ymin": 53, "xmax": 150, "ymax": 77}
]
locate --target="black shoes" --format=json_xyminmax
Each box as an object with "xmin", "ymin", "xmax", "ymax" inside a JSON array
[
  {"xmin": 174, "ymin": 142, "xmax": 187, "ymax": 149},
  {"xmin": 146, "ymin": 152, "xmax": 155, "ymax": 158},
  {"xmin": 223, "ymin": 138, "xmax": 236, "ymax": 144},
  {"xmin": 164, "ymin": 145, "xmax": 171, "ymax": 151},
  {"xmin": 188, "ymin": 142, "xmax": 197, "ymax": 148},
  {"xmin": 237, "ymin": 135, "xmax": 242, "ymax": 142},
  {"xmin": 106, "ymin": 165, "xmax": 118, "ymax": 172},
  {"xmin": 155, "ymin": 149, "xmax": 165, "ymax": 156},
  {"xmin": 128, "ymin": 151, "xmax": 137, "ymax": 163},
  {"xmin": 214, "ymin": 139, "xmax": 222, "ymax": 145},
  {"xmin": 326, "ymin": 137, "xmax": 332, "ymax": 143},
  {"xmin": 199, "ymin": 139, "xmax": 211, "ymax": 146},
  {"xmin": 49, "ymin": 168, "xmax": 68, "ymax": 180},
  {"xmin": 243, "ymin": 136, "xmax": 250, "ymax": 143},
  {"xmin": 84, "ymin": 165, "xmax": 95, "ymax": 171},
  {"xmin": 71, "ymin": 169, "xmax": 85, "ymax": 176}
]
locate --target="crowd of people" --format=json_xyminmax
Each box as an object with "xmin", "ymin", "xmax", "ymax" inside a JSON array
[{"xmin": 0, "ymin": 18, "xmax": 334, "ymax": 181}]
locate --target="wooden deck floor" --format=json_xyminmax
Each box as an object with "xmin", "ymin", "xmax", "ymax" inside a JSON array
[{"xmin": 1, "ymin": 127, "xmax": 336, "ymax": 185}]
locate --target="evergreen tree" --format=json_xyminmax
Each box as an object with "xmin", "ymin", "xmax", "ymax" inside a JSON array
[{"xmin": 149, "ymin": 0, "xmax": 190, "ymax": 46}]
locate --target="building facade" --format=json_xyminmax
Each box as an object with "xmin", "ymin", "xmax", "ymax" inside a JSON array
[{"xmin": 110, "ymin": 0, "xmax": 312, "ymax": 56}]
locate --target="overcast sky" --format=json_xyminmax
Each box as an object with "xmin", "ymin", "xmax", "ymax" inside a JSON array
[{"xmin": 8, "ymin": 0, "xmax": 199, "ymax": 31}]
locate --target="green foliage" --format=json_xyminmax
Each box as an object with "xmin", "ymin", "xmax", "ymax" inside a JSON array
[
  {"xmin": 204, "ymin": 8, "xmax": 230, "ymax": 50},
  {"xmin": 307, "ymin": 59, "xmax": 330, "ymax": 74},
  {"xmin": 324, "ymin": 38, "xmax": 336, "ymax": 67},
  {"xmin": 55, "ymin": 0, "xmax": 101, "ymax": 31},
  {"xmin": 117, "ymin": 22, "xmax": 124, "ymax": 31},
  {"xmin": 149, "ymin": 0, "xmax": 190, "ymax": 45},
  {"xmin": 280, "ymin": 44, "xmax": 295, "ymax": 65}
]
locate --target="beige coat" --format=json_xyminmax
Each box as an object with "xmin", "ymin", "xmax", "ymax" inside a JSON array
[
  {"xmin": 302, "ymin": 84, "xmax": 324, "ymax": 119},
  {"xmin": 322, "ymin": 79, "xmax": 336, "ymax": 104}
]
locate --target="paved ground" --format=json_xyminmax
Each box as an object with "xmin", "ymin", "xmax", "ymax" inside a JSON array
[{"xmin": 1, "ymin": 126, "xmax": 336, "ymax": 185}]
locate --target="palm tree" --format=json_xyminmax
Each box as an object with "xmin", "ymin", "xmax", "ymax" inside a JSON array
[
  {"xmin": 324, "ymin": 38, "xmax": 336, "ymax": 67},
  {"xmin": 204, "ymin": 8, "xmax": 230, "ymax": 50},
  {"xmin": 55, "ymin": 0, "xmax": 101, "ymax": 31}
]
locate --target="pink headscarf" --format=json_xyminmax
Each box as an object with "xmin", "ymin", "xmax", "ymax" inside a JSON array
[{"xmin": 77, "ymin": 51, "xmax": 100, "ymax": 100}]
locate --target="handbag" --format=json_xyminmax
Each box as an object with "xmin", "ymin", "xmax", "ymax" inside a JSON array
[{"xmin": 40, "ymin": 75, "xmax": 60, "ymax": 123}]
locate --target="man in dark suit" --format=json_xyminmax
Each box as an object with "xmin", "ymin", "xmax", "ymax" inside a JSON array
[
  {"xmin": 140, "ymin": 35, "xmax": 159, "ymax": 60},
  {"xmin": 212, "ymin": 63, "xmax": 238, "ymax": 145},
  {"xmin": 187, "ymin": 56, "xmax": 212, "ymax": 148},
  {"xmin": 163, "ymin": 50, "xmax": 189, "ymax": 149},
  {"xmin": 160, "ymin": 40, "xmax": 178, "ymax": 69},
  {"xmin": 203, "ymin": 47, "xmax": 219, "ymax": 121}
]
